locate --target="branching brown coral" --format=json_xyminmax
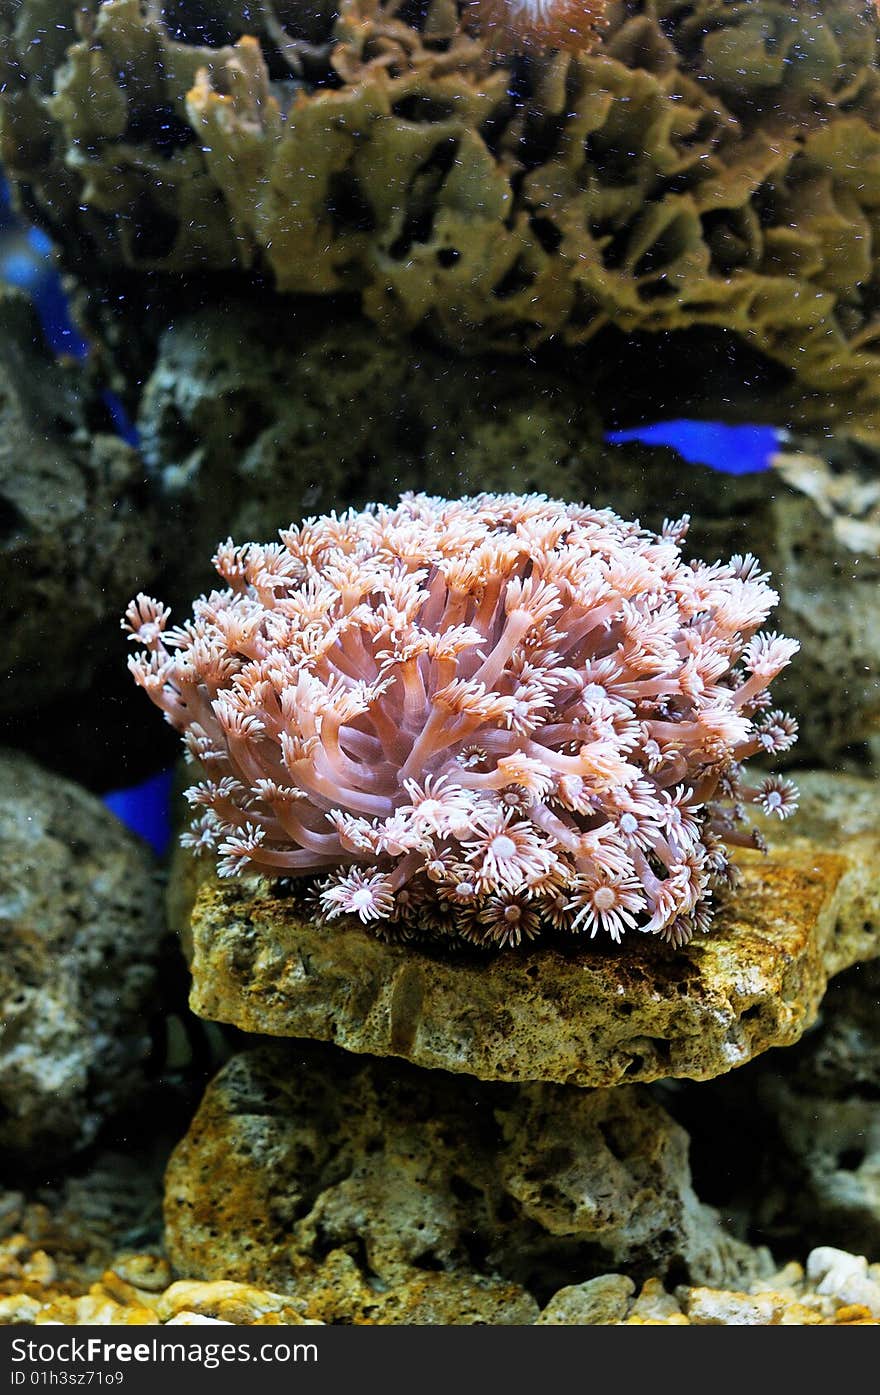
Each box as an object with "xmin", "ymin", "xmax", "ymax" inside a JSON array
[
  {"xmin": 1, "ymin": 0, "xmax": 879, "ymax": 434},
  {"xmin": 125, "ymin": 493, "xmax": 799, "ymax": 950}
]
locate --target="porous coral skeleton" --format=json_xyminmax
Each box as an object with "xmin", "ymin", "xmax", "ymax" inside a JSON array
[{"xmin": 125, "ymin": 492, "xmax": 799, "ymax": 948}]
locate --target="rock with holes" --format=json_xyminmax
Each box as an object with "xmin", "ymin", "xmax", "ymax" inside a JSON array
[
  {"xmin": 5, "ymin": 1247, "xmax": 877, "ymax": 1326},
  {"xmin": 135, "ymin": 299, "xmax": 607, "ymax": 609},
  {"xmin": 163, "ymin": 1043, "xmax": 763, "ymax": 1320},
  {"xmin": 0, "ymin": 750, "xmax": 165, "ymax": 1157},
  {"xmin": 179, "ymin": 837, "xmax": 857, "ymax": 1087},
  {"xmin": 746, "ymin": 939, "xmax": 880, "ymax": 1259},
  {"xmin": 535, "ymin": 1274, "xmax": 636, "ymax": 1325},
  {"xmin": 0, "ymin": 291, "xmax": 156, "ymax": 719},
  {"xmin": 785, "ymin": 959, "xmax": 880, "ymax": 1097},
  {"xmin": 2, "ymin": 0, "xmax": 880, "ymax": 438},
  {"xmin": 653, "ymin": 797, "xmax": 880, "ymax": 1271},
  {"xmin": 752, "ymin": 773, "xmax": 880, "ymax": 977},
  {"xmin": 759, "ymin": 1078, "xmax": 880, "ymax": 1260}
]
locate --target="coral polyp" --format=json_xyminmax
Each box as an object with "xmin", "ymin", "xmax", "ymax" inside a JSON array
[{"xmin": 125, "ymin": 493, "xmax": 799, "ymax": 948}]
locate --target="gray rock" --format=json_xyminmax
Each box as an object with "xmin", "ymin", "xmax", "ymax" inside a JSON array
[
  {"xmin": 136, "ymin": 301, "xmax": 606, "ymax": 606},
  {"xmin": 0, "ymin": 750, "xmax": 165, "ymax": 1157},
  {"xmin": 761, "ymin": 1080, "xmax": 880, "ymax": 1258},
  {"xmin": 0, "ymin": 291, "xmax": 157, "ymax": 716},
  {"xmin": 785, "ymin": 959, "xmax": 880, "ymax": 1097},
  {"xmin": 536, "ymin": 1275, "xmax": 635, "ymax": 1325},
  {"xmin": 164, "ymin": 1042, "xmax": 765, "ymax": 1314}
]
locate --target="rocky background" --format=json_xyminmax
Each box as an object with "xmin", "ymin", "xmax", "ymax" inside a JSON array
[{"xmin": 0, "ymin": 0, "xmax": 879, "ymax": 1326}]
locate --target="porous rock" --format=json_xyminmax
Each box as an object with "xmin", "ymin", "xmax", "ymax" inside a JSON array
[
  {"xmin": 0, "ymin": 290, "xmax": 157, "ymax": 717},
  {"xmin": 754, "ymin": 773, "xmax": 880, "ymax": 978},
  {"xmin": 760, "ymin": 1081, "xmax": 880, "ymax": 1258},
  {"xmin": 183, "ymin": 843, "xmax": 848, "ymax": 1088},
  {"xmin": 163, "ymin": 1043, "xmax": 760, "ymax": 1320},
  {"xmin": 664, "ymin": 786, "xmax": 880, "ymax": 1269},
  {"xmin": 5, "ymin": 1259, "xmax": 877, "ymax": 1326},
  {"xmin": 136, "ymin": 300, "xmax": 606, "ymax": 606},
  {"xmin": 2, "ymin": 1173, "xmax": 876, "ymax": 1326},
  {"xmin": 535, "ymin": 1274, "xmax": 635, "ymax": 1325},
  {"xmin": 717, "ymin": 913, "xmax": 880, "ymax": 1258},
  {"xmin": 0, "ymin": 750, "xmax": 165, "ymax": 1156}
]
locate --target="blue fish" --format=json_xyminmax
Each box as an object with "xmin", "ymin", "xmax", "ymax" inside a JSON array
[
  {"xmin": 1, "ymin": 178, "xmax": 139, "ymax": 441},
  {"xmin": 606, "ymin": 419, "xmax": 779, "ymax": 476},
  {"xmin": 103, "ymin": 768, "xmax": 175, "ymax": 856}
]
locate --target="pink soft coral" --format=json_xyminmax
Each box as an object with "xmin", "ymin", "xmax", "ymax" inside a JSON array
[{"xmin": 124, "ymin": 492, "xmax": 799, "ymax": 949}]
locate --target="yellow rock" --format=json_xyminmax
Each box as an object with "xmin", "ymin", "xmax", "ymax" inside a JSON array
[
  {"xmin": 165, "ymin": 1312, "xmax": 231, "ymax": 1325},
  {"xmin": 186, "ymin": 844, "xmax": 848, "ymax": 1086},
  {"xmin": 162, "ymin": 1043, "xmax": 761, "ymax": 1316},
  {"xmin": 33, "ymin": 1291, "xmax": 160, "ymax": 1325},
  {"xmin": 2, "ymin": 1248, "xmax": 878, "ymax": 1326},
  {"xmin": 109, "ymin": 1253, "xmax": 172, "ymax": 1295},
  {"xmin": 757, "ymin": 772, "xmax": 880, "ymax": 977},
  {"xmin": 0, "ymin": 1294, "xmax": 41, "ymax": 1323},
  {"xmin": 156, "ymin": 1280, "xmax": 318, "ymax": 1326},
  {"xmin": 628, "ymin": 1277, "xmax": 684, "ymax": 1322},
  {"xmin": 682, "ymin": 1287, "xmax": 817, "ymax": 1325}
]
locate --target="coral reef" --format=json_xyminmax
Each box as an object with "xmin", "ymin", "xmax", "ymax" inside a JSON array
[
  {"xmin": 1, "ymin": 0, "xmax": 879, "ymax": 435},
  {"xmin": 126, "ymin": 492, "xmax": 800, "ymax": 947},
  {"xmin": 0, "ymin": 750, "xmax": 165, "ymax": 1158}
]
